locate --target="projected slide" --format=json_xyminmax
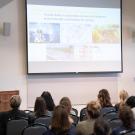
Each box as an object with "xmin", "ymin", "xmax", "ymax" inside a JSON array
[{"xmin": 26, "ymin": 0, "xmax": 122, "ymax": 73}]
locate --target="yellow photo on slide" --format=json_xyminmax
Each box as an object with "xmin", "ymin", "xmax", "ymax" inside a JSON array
[{"xmin": 92, "ymin": 25, "xmax": 120, "ymax": 44}]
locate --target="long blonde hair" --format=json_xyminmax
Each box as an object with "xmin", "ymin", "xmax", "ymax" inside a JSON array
[{"xmin": 119, "ymin": 90, "xmax": 128, "ymax": 106}]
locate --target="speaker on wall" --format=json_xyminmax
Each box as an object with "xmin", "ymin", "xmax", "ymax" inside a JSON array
[{"xmin": 3, "ymin": 22, "xmax": 11, "ymax": 36}]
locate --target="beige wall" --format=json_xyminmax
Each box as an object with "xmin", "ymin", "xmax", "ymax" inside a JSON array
[
  {"xmin": 0, "ymin": 0, "xmax": 27, "ymax": 109},
  {"xmin": 117, "ymin": 0, "xmax": 135, "ymax": 94},
  {"xmin": 0, "ymin": 0, "xmax": 135, "ymax": 109}
]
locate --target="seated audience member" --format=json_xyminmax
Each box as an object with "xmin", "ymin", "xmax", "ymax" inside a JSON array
[
  {"xmin": 34, "ymin": 97, "xmax": 47, "ymax": 118},
  {"xmin": 43, "ymin": 105, "xmax": 76, "ymax": 135},
  {"xmin": 6, "ymin": 95, "xmax": 28, "ymax": 119},
  {"xmin": 112, "ymin": 105, "xmax": 135, "ymax": 135},
  {"xmin": 126, "ymin": 96, "xmax": 135, "ymax": 119},
  {"xmin": 76, "ymin": 101, "xmax": 101, "ymax": 135},
  {"xmin": 98, "ymin": 89, "xmax": 113, "ymax": 108},
  {"xmin": 97, "ymin": 89, "xmax": 114, "ymax": 115},
  {"xmin": 59, "ymin": 97, "xmax": 74, "ymax": 124},
  {"xmin": 115, "ymin": 90, "xmax": 128, "ymax": 111},
  {"xmin": 92, "ymin": 118, "xmax": 111, "ymax": 135},
  {"xmin": 41, "ymin": 91, "xmax": 55, "ymax": 116},
  {"xmin": 1, "ymin": 95, "xmax": 28, "ymax": 135}
]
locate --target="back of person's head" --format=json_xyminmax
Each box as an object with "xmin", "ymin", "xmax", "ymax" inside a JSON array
[
  {"xmin": 98, "ymin": 89, "xmax": 112, "ymax": 108},
  {"xmin": 34, "ymin": 97, "xmax": 47, "ymax": 117},
  {"xmin": 93, "ymin": 118, "xmax": 111, "ymax": 135},
  {"xmin": 119, "ymin": 105, "xmax": 134, "ymax": 129},
  {"xmin": 51, "ymin": 105, "xmax": 70, "ymax": 134},
  {"xmin": 87, "ymin": 101, "xmax": 101, "ymax": 119},
  {"xmin": 41, "ymin": 91, "xmax": 55, "ymax": 111},
  {"xmin": 119, "ymin": 90, "xmax": 128, "ymax": 103},
  {"xmin": 10, "ymin": 95, "xmax": 21, "ymax": 109},
  {"xmin": 126, "ymin": 96, "xmax": 135, "ymax": 108},
  {"xmin": 59, "ymin": 97, "xmax": 72, "ymax": 114}
]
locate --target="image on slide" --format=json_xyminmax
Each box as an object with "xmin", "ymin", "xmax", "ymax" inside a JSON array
[
  {"xmin": 46, "ymin": 23, "xmax": 93, "ymax": 61},
  {"xmin": 92, "ymin": 24, "xmax": 120, "ymax": 44},
  {"xmin": 29, "ymin": 23, "xmax": 60, "ymax": 43}
]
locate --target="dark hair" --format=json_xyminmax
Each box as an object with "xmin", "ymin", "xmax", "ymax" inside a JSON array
[
  {"xmin": 119, "ymin": 105, "xmax": 134, "ymax": 129},
  {"xmin": 126, "ymin": 96, "xmax": 135, "ymax": 108},
  {"xmin": 51, "ymin": 105, "xmax": 71, "ymax": 135},
  {"xmin": 87, "ymin": 101, "xmax": 101, "ymax": 119},
  {"xmin": 94, "ymin": 118, "xmax": 111, "ymax": 135},
  {"xmin": 98, "ymin": 89, "xmax": 112, "ymax": 108},
  {"xmin": 41, "ymin": 91, "xmax": 55, "ymax": 111},
  {"xmin": 34, "ymin": 97, "xmax": 47, "ymax": 117},
  {"xmin": 59, "ymin": 97, "xmax": 72, "ymax": 114}
]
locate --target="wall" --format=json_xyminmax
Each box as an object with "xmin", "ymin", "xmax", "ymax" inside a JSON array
[
  {"xmin": 0, "ymin": 0, "xmax": 27, "ymax": 109},
  {"xmin": 117, "ymin": 0, "xmax": 135, "ymax": 94},
  {"xmin": 0, "ymin": 0, "xmax": 135, "ymax": 109},
  {"xmin": 27, "ymin": 74, "xmax": 118, "ymax": 107}
]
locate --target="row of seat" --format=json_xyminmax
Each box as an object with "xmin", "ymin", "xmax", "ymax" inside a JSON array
[
  {"xmin": 6, "ymin": 112, "xmax": 78, "ymax": 135},
  {"xmin": 7, "ymin": 119, "xmax": 48, "ymax": 135},
  {"xmin": 79, "ymin": 107, "xmax": 135, "ymax": 135},
  {"xmin": 80, "ymin": 107, "xmax": 117, "ymax": 121},
  {"xmin": 5, "ymin": 107, "xmax": 135, "ymax": 135},
  {"xmin": 7, "ymin": 117, "xmax": 135, "ymax": 135},
  {"xmin": 79, "ymin": 107, "xmax": 123, "ymax": 130},
  {"xmin": 24, "ymin": 107, "xmax": 119, "ymax": 126}
]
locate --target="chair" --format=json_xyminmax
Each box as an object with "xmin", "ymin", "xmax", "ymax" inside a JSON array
[
  {"xmin": 24, "ymin": 110, "xmax": 34, "ymax": 115},
  {"xmin": 120, "ymin": 129, "xmax": 135, "ymax": 135},
  {"xmin": 34, "ymin": 116, "xmax": 52, "ymax": 128},
  {"xmin": 108, "ymin": 118, "xmax": 122, "ymax": 130},
  {"xmin": 22, "ymin": 123, "xmax": 48, "ymax": 135},
  {"xmin": 70, "ymin": 114, "xmax": 79, "ymax": 125},
  {"xmin": 6, "ymin": 118, "xmax": 28, "ymax": 135},
  {"xmin": 80, "ymin": 107, "xmax": 87, "ymax": 121},
  {"xmin": 103, "ymin": 110, "xmax": 118, "ymax": 121},
  {"xmin": 71, "ymin": 108, "xmax": 78, "ymax": 116}
]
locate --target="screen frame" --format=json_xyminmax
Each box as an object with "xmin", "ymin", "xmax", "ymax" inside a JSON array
[{"xmin": 25, "ymin": 0, "xmax": 123, "ymax": 75}]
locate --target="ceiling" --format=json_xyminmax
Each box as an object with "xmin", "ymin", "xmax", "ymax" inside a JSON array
[{"xmin": 0, "ymin": 0, "xmax": 13, "ymax": 8}]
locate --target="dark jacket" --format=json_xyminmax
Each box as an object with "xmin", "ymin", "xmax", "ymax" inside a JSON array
[
  {"xmin": 43, "ymin": 125, "xmax": 76, "ymax": 135},
  {"xmin": 112, "ymin": 125, "xmax": 135, "ymax": 135}
]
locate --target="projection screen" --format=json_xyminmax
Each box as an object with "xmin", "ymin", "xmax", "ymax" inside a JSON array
[{"xmin": 26, "ymin": 0, "xmax": 122, "ymax": 74}]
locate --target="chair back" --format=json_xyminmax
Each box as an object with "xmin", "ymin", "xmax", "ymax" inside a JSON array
[
  {"xmin": 103, "ymin": 110, "xmax": 118, "ymax": 121},
  {"xmin": 108, "ymin": 118, "xmax": 122, "ymax": 130},
  {"xmin": 6, "ymin": 119, "xmax": 28, "ymax": 135},
  {"xmin": 124, "ymin": 132, "xmax": 135, "ymax": 135},
  {"xmin": 22, "ymin": 123, "xmax": 48, "ymax": 135},
  {"xmin": 71, "ymin": 108, "xmax": 78, "ymax": 116},
  {"xmin": 101, "ymin": 107, "xmax": 116, "ymax": 115},
  {"xmin": 120, "ymin": 129, "xmax": 135, "ymax": 135},
  {"xmin": 70, "ymin": 114, "xmax": 79, "ymax": 125},
  {"xmin": 80, "ymin": 107, "xmax": 87, "ymax": 121},
  {"xmin": 35, "ymin": 116, "xmax": 52, "ymax": 128},
  {"xmin": 24, "ymin": 110, "xmax": 34, "ymax": 116}
]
